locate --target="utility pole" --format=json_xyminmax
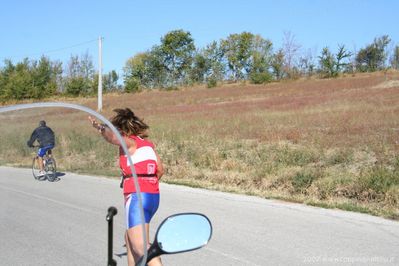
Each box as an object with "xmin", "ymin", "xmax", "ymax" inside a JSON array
[{"xmin": 98, "ymin": 36, "xmax": 103, "ymax": 112}]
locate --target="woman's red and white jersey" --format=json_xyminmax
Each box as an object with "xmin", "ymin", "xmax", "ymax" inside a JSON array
[{"xmin": 119, "ymin": 135, "xmax": 159, "ymax": 194}]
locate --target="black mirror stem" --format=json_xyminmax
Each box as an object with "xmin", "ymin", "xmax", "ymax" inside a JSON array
[{"xmin": 107, "ymin": 207, "xmax": 118, "ymax": 266}]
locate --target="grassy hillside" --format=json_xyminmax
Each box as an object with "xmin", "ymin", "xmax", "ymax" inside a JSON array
[{"xmin": 1, "ymin": 71, "xmax": 398, "ymax": 219}]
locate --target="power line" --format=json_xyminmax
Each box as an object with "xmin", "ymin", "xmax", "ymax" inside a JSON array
[{"xmin": 1, "ymin": 38, "xmax": 99, "ymax": 61}]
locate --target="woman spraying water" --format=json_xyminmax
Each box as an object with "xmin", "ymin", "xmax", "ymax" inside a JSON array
[{"xmin": 89, "ymin": 108, "xmax": 164, "ymax": 266}]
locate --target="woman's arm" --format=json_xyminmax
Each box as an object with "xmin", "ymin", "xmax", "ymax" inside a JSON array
[
  {"xmin": 88, "ymin": 116, "xmax": 137, "ymax": 151},
  {"xmin": 88, "ymin": 116, "xmax": 120, "ymax": 145},
  {"xmin": 156, "ymin": 153, "xmax": 164, "ymax": 180}
]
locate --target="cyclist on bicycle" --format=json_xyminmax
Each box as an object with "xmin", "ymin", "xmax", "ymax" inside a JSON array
[{"xmin": 27, "ymin": 120, "xmax": 55, "ymax": 176}]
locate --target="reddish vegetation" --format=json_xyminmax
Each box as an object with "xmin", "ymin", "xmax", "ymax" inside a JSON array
[
  {"xmin": 3, "ymin": 71, "xmax": 397, "ymax": 152},
  {"xmin": 82, "ymin": 71, "xmax": 399, "ymax": 152},
  {"xmin": 90, "ymin": 72, "xmax": 395, "ymax": 114}
]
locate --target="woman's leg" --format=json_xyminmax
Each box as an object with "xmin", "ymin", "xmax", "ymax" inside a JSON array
[
  {"xmin": 125, "ymin": 192, "xmax": 162, "ymax": 265},
  {"xmin": 125, "ymin": 224, "xmax": 163, "ymax": 266},
  {"xmin": 125, "ymin": 231, "xmax": 135, "ymax": 266},
  {"xmin": 126, "ymin": 223, "xmax": 146, "ymax": 264}
]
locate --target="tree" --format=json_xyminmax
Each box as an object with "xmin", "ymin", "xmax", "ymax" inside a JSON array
[
  {"xmin": 221, "ymin": 32, "xmax": 273, "ymax": 82},
  {"xmin": 92, "ymin": 70, "xmax": 119, "ymax": 93},
  {"xmin": 123, "ymin": 53, "xmax": 144, "ymax": 92},
  {"xmin": 318, "ymin": 47, "xmax": 335, "ymax": 78},
  {"xmin": 298, "ymin": 48, "xmax": 316, "ymax": 77},
  {"xmin": 159, "ymin": 29, "xmax": 195, "ymax": 86},
  {"xmin": 65, "ymin": 52, "xmax": 95, "ymax": 96},
  {"xmin": 124, "ymin": 30, "xmax": 195, "ymax": 89},
  {"xmin": 2, "ymin": 59, "xmax": 34, "ymax": 100},
  {"xmin": 248, "ymin": 35, "xmax": 273, "ymax": 84},
  {"xmin": 355, "ymin": 35, "xmax": 391, "ymax": 72},
  {"xmin": 0, "ymin": 60, "xmax": 16, "ymax": 100},
  {"xmin": 221, "ymin": 32, "xmax": 254, "ymax": 81},
  {"xmin": 104, "ymin": 70, "xmax": 119, "ymax": 91},
  {"xmin": 145, "ymin": 46, "xmax": 168, "ymax": 88},
  {"xmin": 31, "ymin": 56, "xmax": 62, "ymax": 97},
  {"xmin": 123, "ymin": 48, "xmax": 166, "ymax": 90},
  {"xmin": 190, "ymin": 41, "xmax": 225, "ymax": 85},
  {"xmin": 390, "ymin": 45, "xmax": 399, "ymax": 69},
  {"xmin": 249, "ymin": 35, "xmax": 273, "ymax": 73},
  {"xmin": 202, "ymin": 41, "xmax": 225, "ymax": 85},
  {"xmin": 318, "ymin": 45, "xmax": 351, "ymax": 78},
  {"xmin": 0, "ymin": 59, "xmax": 36, "ymax": 100},
  {"xmin": 282, "ymin": 31, "xmax": 301, "ymax": 78},
  {"xmin": 0, "ymin": 57, "xmax": 62, "ymax": 100},
  {"xmin": 335, "ymin": 45, "xmax": 352, "ymax": 74},
  {"xmin": 190, "ymin": 52, "xmax": 209, "ymax": 83},
  {"xmin": 271, "ymin": 49, "xmax": 285, "ymax": 80}
]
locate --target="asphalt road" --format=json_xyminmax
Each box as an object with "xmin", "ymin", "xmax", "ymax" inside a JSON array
[{"xmin": 1, "ymin": 166, "xmax": 398, "ymax": 266}]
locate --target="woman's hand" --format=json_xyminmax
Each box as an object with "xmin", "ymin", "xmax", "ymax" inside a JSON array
[{"xmin": 89, "ymin": 116, "xmax": 105, "ymax": 133}]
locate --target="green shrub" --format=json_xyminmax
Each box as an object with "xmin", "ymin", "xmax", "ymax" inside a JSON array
[
  {"xmin": 312, "ymin": 175, "xmax": 352, "ymax": 200},
  {"xmin": 393, "ymin": 155, "xmax": 399, "ymax": 170},
  {"xmin": 385, "ymin": 185, "xmax": 399, "ymax": 207},
  {"xmin": 249, "ymin": 72, "xmax": 272, "ymax": 84},
  {"xmin": 275, "ymin": 144, "xmax": 318, "ymax": 166},
  {"xmin": 207, "ymin": 78, "xmax": 217, "ymax": 88},
  {"xmin": 165, "ymin": 86, "xmax": 178, "ymax": 91},
  {"xmin": 291, "ymin": 169, "xmax": 321, "ymax": 193},
  {"xmin": 65, "ymin": 77, "xmax": 92, "ymax": 96},
  {"xmin": 124, "ymin": 77, "xmax": 140, "ymax": 93},
  {"xmin": 360, "ymin": 166, "xmax": 399, "ymax": 194},
  {"xmin": 325, "ymin": 149, "xmax": 353, "ymax": 165}
]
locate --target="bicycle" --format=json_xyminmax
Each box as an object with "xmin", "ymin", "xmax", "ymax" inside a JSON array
[{"xmin": 32, "ymin": 147, "xmax": 57, "ymax": 182}]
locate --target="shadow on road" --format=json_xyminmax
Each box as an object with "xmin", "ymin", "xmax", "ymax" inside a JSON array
[{"xmin": 36, "ymin": 171, "xmax": 66, "ymax": 182}]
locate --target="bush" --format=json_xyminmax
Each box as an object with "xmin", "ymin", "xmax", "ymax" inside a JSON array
[
  {"xmin": 124, "ymin": 77, "xmax": 140, "ymax": 93},
  {"xmin": 291, "ymin": 169, "xmax": 322, "ymax": 194},
  {"xmin": 275, "ymin": 144, "xmax": 318, "ymax": 166},
  {"xmin": 325, "ymin": 148, "xmax": 353, "ymax": 165},
  {"xmin": 165, "ymin": 86, "xmax": 178, "ymax": 91},
  {"xmin": 249, "ymin": 72, "xmax": 272, "ymax": 84},
  {"xmin": 291, "ymin": 172, "xmax": 316, "ymax": 193},
  {"xmin": 360, "ymin": 166, "xmax": 399, "ymax": 194},
  {"xmin": 207, "ymin": 78, "xmax": 217, "ymax": 88},
  {"xmin": 385, "ymin": 185, "xmax": 399, "ymax": 207},
  {"xmin": 65, "ymin": 77, "xmax": 91, "ymax": 96}
]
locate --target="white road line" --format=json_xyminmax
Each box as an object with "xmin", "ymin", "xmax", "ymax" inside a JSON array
[
  {"xmin": 204, "ymin": 246, "xmax": 262, "ymax": 266},
  {"xmin": 0, "ymin": 184, "xmax": 98, "ymax": 214}
]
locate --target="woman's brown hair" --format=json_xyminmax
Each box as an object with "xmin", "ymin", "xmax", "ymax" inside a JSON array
[{"xmin": 110, "ymin": 108, "xmax": 149, "ymax": 138}]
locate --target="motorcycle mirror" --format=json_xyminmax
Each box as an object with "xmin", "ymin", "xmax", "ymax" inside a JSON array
[
  {"xmin": 138, "ymin": 213, "xmax": 212, "ymax": 265},
  {"xmin": 156, "ymin": 213, "xmax": 212, "ymax": 254}
]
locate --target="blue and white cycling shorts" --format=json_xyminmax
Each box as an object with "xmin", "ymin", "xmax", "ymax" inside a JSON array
[
  {"xmin": 124, "ymin": 192, "xmax": 160, "ymax": 229},
  {"xmin": 37, "ymin": 144, "xmax": 54, "ymax": 157}
]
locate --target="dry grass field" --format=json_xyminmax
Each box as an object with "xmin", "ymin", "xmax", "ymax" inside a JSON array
[{"xmin": 1, "ymin": 71, "xmax": 398, "ymax": 219}]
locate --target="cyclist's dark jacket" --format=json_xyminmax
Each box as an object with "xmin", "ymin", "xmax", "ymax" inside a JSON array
[{"xmin": 27, "ymin": 126, "xmax": 55, "ymax": 148}]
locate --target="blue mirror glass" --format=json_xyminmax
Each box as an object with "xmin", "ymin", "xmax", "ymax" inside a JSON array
[{"xmin": 156, "ymin": 213, "xmax": 212, "ymax": 254}]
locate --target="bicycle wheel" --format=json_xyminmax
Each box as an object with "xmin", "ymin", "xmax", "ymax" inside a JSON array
[
  {"xmin": 32, "ymin": 156, "xmax": 44, "ymax": 180},
  {"xmin": 45, "ymin": 157, "xmax": 57, "ymax": 182}
]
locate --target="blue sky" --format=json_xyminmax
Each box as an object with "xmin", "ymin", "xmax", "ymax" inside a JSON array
[{"xmin": 1, "ymin": 0, "xmax": 398, "ymax": 77}]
